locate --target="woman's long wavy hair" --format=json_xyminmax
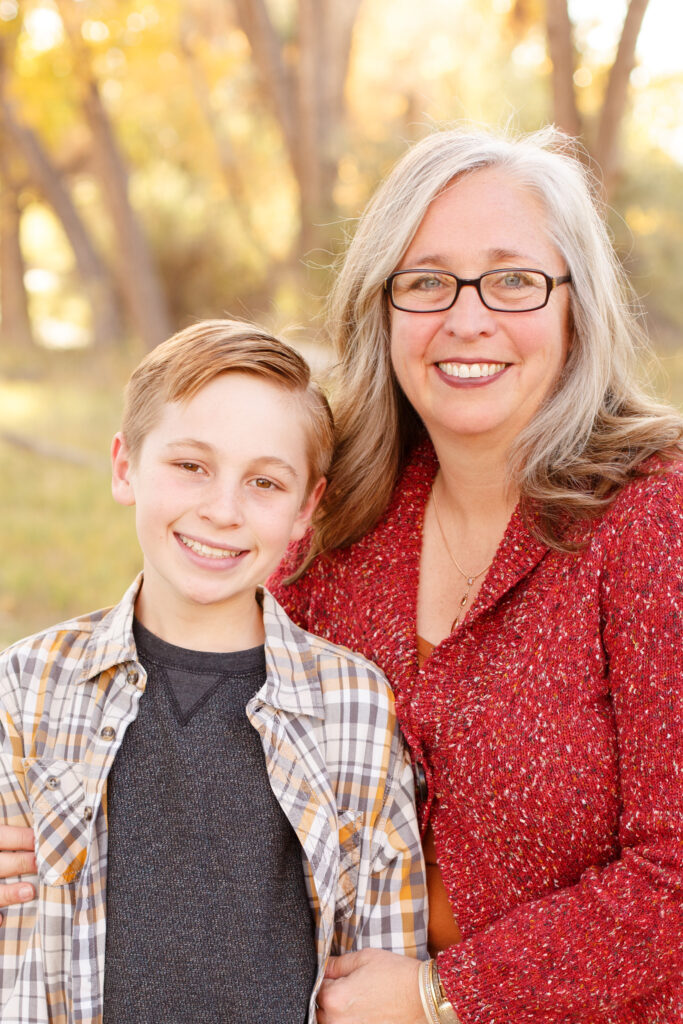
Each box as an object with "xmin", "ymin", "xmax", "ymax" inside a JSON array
[{"xmin": 301, "ymin": 125, "xmax": 683, "ymax": 571}]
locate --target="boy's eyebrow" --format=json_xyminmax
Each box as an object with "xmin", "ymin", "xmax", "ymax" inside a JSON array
[
  {"xmin": 164, "ymin": 439, "xmax": 214, "ymax": 454},
  {"xmin": 249, "ymin": 456, "xmax": 300, "ymax": 479},
  {"xmin": 164, "ymin": 441, "xmax": 300, "ymax": 478}
]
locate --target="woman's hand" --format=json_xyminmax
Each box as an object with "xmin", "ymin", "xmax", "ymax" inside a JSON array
[
  {"xmin": 317, "ymin": 948, "xmax": 425, "ymax": 1024},
  {"xmin": 0, "ymin": 825, "xmax": 36, "ymax": 921}
]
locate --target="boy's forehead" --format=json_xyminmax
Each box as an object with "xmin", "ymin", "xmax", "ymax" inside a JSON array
[{"xmin": 143, "ymin": 374, "xmax": 312, "ymax": 464}]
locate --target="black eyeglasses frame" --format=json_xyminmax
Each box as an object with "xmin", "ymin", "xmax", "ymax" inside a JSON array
[{"xmin": 383, "ymin": 268, "xmax": 572, "ymax": 313}]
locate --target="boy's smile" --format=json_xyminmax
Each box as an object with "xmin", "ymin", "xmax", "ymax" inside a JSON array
[{"xmin": 111, "ymin": 372, "xmax": 324, "ymax": 650}]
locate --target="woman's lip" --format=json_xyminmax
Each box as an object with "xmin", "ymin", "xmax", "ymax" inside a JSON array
[{"xmin": 434, "ymin": 360, "xmax": 510, "ymax": 386}]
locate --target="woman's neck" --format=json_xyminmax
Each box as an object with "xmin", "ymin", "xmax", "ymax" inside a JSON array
[{"xmin": 430, "ymin": 434, "xmax": 518, "ymax": 534}]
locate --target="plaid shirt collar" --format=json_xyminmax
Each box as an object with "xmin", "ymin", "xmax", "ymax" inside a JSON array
[
  {"xmin": 76, "ymin": 575, "xmax": 141, "ymax": 685},
  {"xmin": 75, "ymin": 575, "xmax": 326, "ymax": 720}
]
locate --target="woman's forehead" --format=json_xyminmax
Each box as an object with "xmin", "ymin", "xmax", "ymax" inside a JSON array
[{"xmin": 402, "ymin": 167, "xmax": 560, "ymax": 268}]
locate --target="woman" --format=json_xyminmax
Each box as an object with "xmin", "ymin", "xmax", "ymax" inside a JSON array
[
  {"xmin": 2, "ymin": 127, "xmax": 682, "ymax": 1022},
  {"xmin": 270, "ymin": 127, "xmax": 683, "ymax": 1023}
]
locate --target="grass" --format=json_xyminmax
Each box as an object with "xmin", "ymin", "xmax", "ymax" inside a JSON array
[
  {"xmin": 1, "ymin": 346, "xmax": 682, "ymax": 649},
  {"xmin": 0, "ymin": 355, "xmax": 142, "ymax": 648}
]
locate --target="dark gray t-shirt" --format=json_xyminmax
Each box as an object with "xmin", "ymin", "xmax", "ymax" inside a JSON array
[{"xmin": 102, "ymin": 620, "xmax": 317, "ymax": 1023}]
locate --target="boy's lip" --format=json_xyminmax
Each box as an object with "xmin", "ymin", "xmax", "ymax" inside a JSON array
[{"xmin": 175, "ymin": 532, "xmax": 247, "ymax": 561}]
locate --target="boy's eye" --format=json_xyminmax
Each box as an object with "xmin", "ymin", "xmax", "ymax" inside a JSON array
[
  {"xmin": 177, "ymin": 461, "xmax": 205, "ymax": 474},
  {"xmin": 252, "ymin": 477, "xmax": 278, "ymax": 490}
]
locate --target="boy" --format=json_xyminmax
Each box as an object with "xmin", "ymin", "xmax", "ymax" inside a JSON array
[{"xmin": 0, "ymin": 321, "xmax": 427, "ymax": 1024}]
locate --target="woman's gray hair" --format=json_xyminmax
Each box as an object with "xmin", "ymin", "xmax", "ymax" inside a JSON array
[{"xmin": 299, "ymin": 125, "xmax": 682, "ymax": 570}]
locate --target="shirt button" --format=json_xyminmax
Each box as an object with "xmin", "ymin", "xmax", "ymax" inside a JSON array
[
  {"xmin": 413, "ymin": 761, "xmax": 428, "ymax": 803},
  {"xmin": 126, "ymin": 670, "xmax": 139, "ymax": 686},
  {"xmin": 83, "ymin": 806, "xmax": 93, "ymax": 821},
  {"xmin": 100, "ymin": 726, "xmax": 116, "ymax": 741},
  {"xmin": 47, "ymin": 776, "xmax": 61, "ymax": 790}
]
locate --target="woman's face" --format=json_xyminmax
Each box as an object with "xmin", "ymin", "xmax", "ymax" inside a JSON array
[{"xmin": 389, "ymin": 167, "xmax": 572, "ymax": 455}]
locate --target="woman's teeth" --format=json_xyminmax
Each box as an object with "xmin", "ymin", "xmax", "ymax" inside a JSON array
[
  {"xmin": 438, "ymin": 361, "xmax": 506, "ymax": 379},
  {"xmin": 179, "ymin": 535, "xmax": 241, "ymax": 559}
]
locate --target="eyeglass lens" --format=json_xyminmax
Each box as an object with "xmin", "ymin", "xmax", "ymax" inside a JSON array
[{"xmin": 391, "ymin": 269, "xmax": 549, "ymax": 312}]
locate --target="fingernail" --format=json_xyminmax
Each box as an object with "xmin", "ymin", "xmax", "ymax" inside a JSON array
[{"xmin": 18, "ymin": 885, "xmax": 33, "ymax": 900}]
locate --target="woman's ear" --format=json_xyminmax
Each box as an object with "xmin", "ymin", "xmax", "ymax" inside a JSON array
[{"xmin": 111, "ymin": 433, "xmax": 137, "ymax": 507}]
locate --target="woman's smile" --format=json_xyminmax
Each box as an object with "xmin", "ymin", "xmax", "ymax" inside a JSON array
[{"xmin": 435, "ymin": 359, "xmax": 508, "ymax": 383}]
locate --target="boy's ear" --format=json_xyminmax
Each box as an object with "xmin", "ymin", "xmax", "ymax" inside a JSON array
[
  {"xmin": 290, "ymin": 477, "xmax": 327, "ymax": 541},
  {"xmin": 111, "ymin": 433, "xmax": 136, "ymax": 507}
]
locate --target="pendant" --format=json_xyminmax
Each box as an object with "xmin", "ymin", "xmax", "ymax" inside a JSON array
[{"xmin": 451, "ymin": 587, "xmax": 471, "ymax": 632}]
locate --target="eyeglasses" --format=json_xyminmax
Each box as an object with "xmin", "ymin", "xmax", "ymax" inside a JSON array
[{"xmin": 384, "ymin": 268, "xmax": 572, "ymax": 313}]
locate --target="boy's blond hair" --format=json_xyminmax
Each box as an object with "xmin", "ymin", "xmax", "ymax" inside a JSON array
[{"xmin": 122, "ymin": 319, "xmax": 334, "ymax": 493}]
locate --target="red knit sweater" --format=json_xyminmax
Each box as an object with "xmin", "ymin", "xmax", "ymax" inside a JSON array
[{"xmin": 270, "ymin": 441, "xmax": 683, "ymax": 1024}]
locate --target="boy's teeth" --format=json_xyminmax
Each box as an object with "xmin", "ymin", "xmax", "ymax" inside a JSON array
[
  {"xmin": 179, "ymin": 535, "xmax": 240, "ymax": 559},
  {"xmin": 438, "ymin": 361, "xmax": 506, "ymax": 379}
]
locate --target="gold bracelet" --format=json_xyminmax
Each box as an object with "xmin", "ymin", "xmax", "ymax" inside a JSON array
[
  {"xmin": 418, "ymin": 959, "xmax": 440, "ymax": 1024},
  {"xmin": 428, "ymin": 960, "xmax": 461, "ymax": 1024}
]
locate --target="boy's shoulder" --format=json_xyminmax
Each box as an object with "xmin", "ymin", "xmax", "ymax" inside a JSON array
[
  {"xmin": 261, "ymin": 588, "xmax": 396, "ymax": 717},
  {"xmin": 1, "ymin": 577, "xmax": 141, "ymax": 691}
]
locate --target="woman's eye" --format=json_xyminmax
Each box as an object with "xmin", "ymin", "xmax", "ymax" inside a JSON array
[
  {"xmin": 499, "ymin": 272, "xmax": 532, "ymax": 289},
  {"xmin": 413, "ymin": 275, "xmax": 445, "ymax": 291}
]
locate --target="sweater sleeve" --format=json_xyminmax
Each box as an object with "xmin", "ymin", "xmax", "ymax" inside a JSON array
[{"xmin": 437, "ymin": 473, "xmax": 683, "ymax": 1024}]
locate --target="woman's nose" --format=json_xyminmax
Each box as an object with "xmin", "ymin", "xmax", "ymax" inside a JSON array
[{"xmin": 442, "ymin": 282, "xmax": 497, "ymax": 338}]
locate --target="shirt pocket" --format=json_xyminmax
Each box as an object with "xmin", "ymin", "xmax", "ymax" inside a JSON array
[
  {"xmin": 24, "ymin": 758, "xmax": 89, "ymax": 886},
  {"xmin": 335, "ymin": 808, "xmax": 363, "ymax": 925}
]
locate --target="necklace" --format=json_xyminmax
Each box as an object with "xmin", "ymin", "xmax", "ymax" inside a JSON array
[{"xmin": 431, "ymin": 484, "xmax": 494, "ymax": 631}]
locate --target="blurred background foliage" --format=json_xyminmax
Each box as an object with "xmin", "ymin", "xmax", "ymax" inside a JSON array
[{"xmin": 0, "ymin": 0, "xmax": 682, "ymax": 645}]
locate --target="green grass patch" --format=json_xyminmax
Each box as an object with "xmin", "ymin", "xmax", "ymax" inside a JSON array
[{"xmin": 0, "ymin": 360, "xmax": 141, "ymax": 648}]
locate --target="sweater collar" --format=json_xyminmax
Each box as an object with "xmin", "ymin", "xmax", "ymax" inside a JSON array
[{"xmin": 397, "ymin": 439, "xmax": 549, "ymax": 629}]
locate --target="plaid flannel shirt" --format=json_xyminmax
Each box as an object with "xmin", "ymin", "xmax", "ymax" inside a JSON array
[{"xmin": 0, "ymin": 576, "xmax": 427, "ymax": 1024}]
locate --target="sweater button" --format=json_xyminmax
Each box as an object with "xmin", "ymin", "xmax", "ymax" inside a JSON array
[{"xmin": 413, "ymin": 760, "xmax": 428, "ymax": 803}]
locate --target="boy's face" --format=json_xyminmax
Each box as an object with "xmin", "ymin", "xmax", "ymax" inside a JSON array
[{"xmin": 112, "ymin": 372, "xmax": 324, "ymax": 642}]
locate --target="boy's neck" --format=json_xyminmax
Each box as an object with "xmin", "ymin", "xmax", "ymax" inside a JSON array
[{"xmin": 133, "ymin": 579, "xmax": 266, "ymax": 653}]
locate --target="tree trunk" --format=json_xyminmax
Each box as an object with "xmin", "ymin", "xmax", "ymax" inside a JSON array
[
  {"xmin": 545, "ymin": 0, "xmax": 582, "ymax": 138},
  {"xmin": 232, "ymin": 0, "xmax": 362, "ymax": 256},
  {"xmin": 1, "ymin": 103, "xmax": 124, "ymax": 349},
  {"xmin": 594, "ymin": 0, "xmax": 650, "ymax": 196},
  {"xmin": 0, "ymin": 150, "xmax": 35, "ymax": 350},
  {"xmin": 178, "ymin": 16, "xmax": 260, "ymax": 248},
  {"xmin": 56, "ymin": 0, "xmax": 172, "ymax": 350},
  {"xmin": 0, "ymin": 35, "xmax": 122, "ymax": 349},
  {"xmin": 295, "ymin": 0, "xmax": 360, "ymax": 252},
  {"xmin": 81, "ymin": 77, "xmax": 172, "ymax": 350}
]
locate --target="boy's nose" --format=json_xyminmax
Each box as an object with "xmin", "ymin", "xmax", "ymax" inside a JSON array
[{"xmin": 199, "ymin": 481, "xmax": 244, "ymax": 527}]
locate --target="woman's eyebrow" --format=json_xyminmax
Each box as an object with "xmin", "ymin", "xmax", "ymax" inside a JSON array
[
  {"xmin": 402, "ymin": 248, "xmax": 537, "ymax": 269},
  {"xmin": 486, "ymin": 247, "xmax": 536, "ymax": 264}
]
